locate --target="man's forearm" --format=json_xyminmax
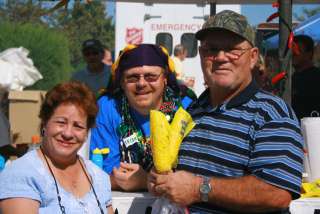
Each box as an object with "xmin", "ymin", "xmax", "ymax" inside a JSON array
[{"xmin": 206, "ymin": 175, "xmax": 292, "ymax": 213}]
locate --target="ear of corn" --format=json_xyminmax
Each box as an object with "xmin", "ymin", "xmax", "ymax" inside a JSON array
[
  {"xmin": 169, "ymin": 107, "xmax": 195, "ymax": 168},
  {"xmin": 150, "ymin": 110, "xmax": 171, "ymax": 173},
  {"xmin": 150, "ymin": 107, "xmax": 195, "ymax": 173},
  {"xmin": 301, "ymin": 179, "xmax": 320, "ymax": 198}
]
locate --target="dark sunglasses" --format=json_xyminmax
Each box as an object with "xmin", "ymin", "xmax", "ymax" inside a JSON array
[{"xmin": 83, "ymin": 50, "xmax": 101, "ymax": 56}]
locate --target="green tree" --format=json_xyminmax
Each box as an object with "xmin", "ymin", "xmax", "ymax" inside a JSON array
[
  {"xmin": 0, "ymin": 0, "xmax": 115, "ymax": 81},
  {"xmin": 0, "ymin": 21, "xmax": 72, "ymax": 90},
  {"xmin": 52, "ymin": 1, "xmax": 114, "ymax": 69},
  {"xmin": 0, "ymin": 0, "xmax": 47, "ymax": 25},
  {"xmin": 294, "ymin": 6, "xmax": 320, "ymax": 21}
]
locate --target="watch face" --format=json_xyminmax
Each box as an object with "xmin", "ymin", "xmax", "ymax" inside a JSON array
[{"xmin": 200, "ymin": 183, "xmax": 211, "ymax": 194}]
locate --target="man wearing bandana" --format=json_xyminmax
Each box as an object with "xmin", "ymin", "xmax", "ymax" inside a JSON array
[{"xmin": 90, "ymin": 44, "xmax": 195, "ymax": 191}]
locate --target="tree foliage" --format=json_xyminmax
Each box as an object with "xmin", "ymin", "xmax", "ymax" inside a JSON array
[
  {"xmin": 0, "ymin": 0, "xmax": 47, "ymax": 25},
  {"xmin": 0, "ymin": 0, "xmax": 115, "ymax": 88},
  {"xmin": 52, "ymin": 1, "xmax": 114, "ymax": 68},
  {"xmin": 294, "ymin": 6, "xmax": 320, "ymax": 22},
  {"xmin": 0, "ymin": 21, "xmax": 72, "ymax": 90}
]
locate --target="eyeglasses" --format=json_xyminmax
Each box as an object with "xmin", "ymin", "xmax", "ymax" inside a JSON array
[
  {"xmin": 124, "ymin": 72, "xmax": 163, "ymax": 83},
  {"xmin": 199, "ymin": 46, "xmax": 252, "ymax": 60}
]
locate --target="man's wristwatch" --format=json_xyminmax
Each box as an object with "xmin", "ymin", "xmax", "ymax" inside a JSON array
[{"xmin": 199, "ymin": 176, "xmax": 212, "ymax": 202}]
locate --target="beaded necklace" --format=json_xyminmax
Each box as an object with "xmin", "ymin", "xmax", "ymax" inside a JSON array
[
  {"xmin": 40, "ymin": 147, "xmax": 104, "ymax": 214},
  {"xmin": 116, "ymin": 87, "xmax": 181, "ymax": 171}
]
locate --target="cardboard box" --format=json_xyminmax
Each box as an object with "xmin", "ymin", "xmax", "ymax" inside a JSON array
[{"xmin": 8, "ymin": 90, "xmax": 46, "ymax": 144}]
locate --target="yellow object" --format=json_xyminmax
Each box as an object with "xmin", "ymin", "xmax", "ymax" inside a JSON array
[
  {"xmin": 92, "ymin": 148, "xmax": 102, "ymax": 154},
  {"xmin": 111, "ymin": 44, "xmax": 137, "ymax": 80},
  {"xmin": 159, "ymin": 46, "xmax": 175, "ymax": 73},
  {"xmin": 301, "ymin": 179, "xmax": 320, "ymax": 198},
  {"xmin": 93, "ymin": 148, "xmax": 110, "ymax": 155},
  {"xmin": 150, "ymin": 110, "xmax": 171, "ymax": 173},
  {"xmin": 150, "ymin": 107, "xmax": 195, "ymax": 173},
  {"xmin": 169, "ymin": 107, "xmax": 195, "ymax": 168},
  {"xmin": 101, "ymin": 148, "xmax": 110, "ymax": 154}
]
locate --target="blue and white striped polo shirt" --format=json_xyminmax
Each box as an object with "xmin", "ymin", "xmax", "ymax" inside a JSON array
[{"xmin": 177, "ymin": 81, "xmax": 304, "ymax": 214}]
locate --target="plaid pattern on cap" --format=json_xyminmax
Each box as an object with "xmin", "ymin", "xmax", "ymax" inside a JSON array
[{"xmin": 195, "ymin": 10, "xmax": 255, "ymax": 46}]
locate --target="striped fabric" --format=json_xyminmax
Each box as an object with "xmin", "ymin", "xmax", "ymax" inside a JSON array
[{"xmin": 177, "ymin": 81, "xmax": 304, "ymax": 214}]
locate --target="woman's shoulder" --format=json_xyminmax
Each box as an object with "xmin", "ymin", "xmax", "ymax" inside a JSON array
[
  {"xmin": 0, "ymin": 150, "xmax": 45, "ymax": 200},
  {"xmin": 3, "ymin": 150, "xmax": 39, "ymax": 172},
  {"xmin": 0, "ymin": 150, "xmax": 44, "ymax": 183}
]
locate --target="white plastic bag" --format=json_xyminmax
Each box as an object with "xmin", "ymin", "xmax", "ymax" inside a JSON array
[
  {"xmin": 151, "ymin": 197, "xmax": 187, "ymax": 214},
  {"xmin": 0, "ymin": 47, "xmax": 42, "ymax": 90}
]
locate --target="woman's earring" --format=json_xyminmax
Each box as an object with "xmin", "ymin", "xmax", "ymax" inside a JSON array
[{"xmin": 41, "ymin": 128, "xmax": 45, "ymax": 136}]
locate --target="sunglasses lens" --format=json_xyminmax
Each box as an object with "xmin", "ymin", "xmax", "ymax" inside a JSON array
[
  {"xmin": 84, "ymin": 51, "xmax": 99, "ymax": 56},
  {"xmin": 125, "ymin": 73, "xmax": 162, "ymax": 83}
]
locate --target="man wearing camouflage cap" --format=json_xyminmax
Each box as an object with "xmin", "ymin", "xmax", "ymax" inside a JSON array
[{"xmin": 148, "ymin": 10, "xmax": 303, "ymax": 213}]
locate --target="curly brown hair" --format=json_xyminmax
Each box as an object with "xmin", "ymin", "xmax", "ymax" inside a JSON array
[{"xmin": 39, "ymin": 81, "xmax": 98, "ymax": 130}]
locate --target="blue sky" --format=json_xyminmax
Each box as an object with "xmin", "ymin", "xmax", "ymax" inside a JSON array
[
  {"xmin": 106, "ymin": 3, "xmax": 319, "ymax": 26},
  {"xmin": 242, "ymin": 4, "xmax": 320, "ymax": 26}
]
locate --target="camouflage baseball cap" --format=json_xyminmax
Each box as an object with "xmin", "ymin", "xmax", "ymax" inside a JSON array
[{"xmin": 195, "ymin": 10, "xmax": 255, "ymax": 46}]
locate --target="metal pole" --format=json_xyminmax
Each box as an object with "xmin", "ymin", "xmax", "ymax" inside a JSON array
[
  {"xmin": 279, "ymin": 0, "xmax": 292, "ymax": 104},
  {"xmin": 210, "ymin": 3, "xmax": 216, "ymax": 16}
]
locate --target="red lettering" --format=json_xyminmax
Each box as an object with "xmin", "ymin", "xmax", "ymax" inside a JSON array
[{"xmin": 150, "ymin": 23, "xmax": 203, "ymax": 32}]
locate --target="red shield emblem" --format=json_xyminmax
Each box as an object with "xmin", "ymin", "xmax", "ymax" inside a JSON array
[{"xmin": 125, "ymin": 28, "xmax": 143, "ymax": 45}]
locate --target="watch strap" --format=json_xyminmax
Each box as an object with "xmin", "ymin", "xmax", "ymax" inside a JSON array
[{"xmin": 200, "ymin": 176, "xmax": 212, "ymax": 202}]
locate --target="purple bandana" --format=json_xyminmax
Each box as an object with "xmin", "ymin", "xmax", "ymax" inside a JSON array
[
  {"xmin": 115, "ymin": 44, "xmax": 168, "ymax": 82},
  {"xmin": 119, "ymin": 44, "xmax": 167, "ymax": 71}
]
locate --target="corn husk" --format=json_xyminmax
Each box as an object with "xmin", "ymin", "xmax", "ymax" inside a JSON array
[
  {"xmin": 169, "ymin": 107, "xmax": 195, "ymax": 168},
  {"xmin": 301, "ymin": 179, "xmax": 320, "ymax": 198},
  {"xmin": 150, "ymin": 107, "xmax": 195, "ymax": 173},
  {"xmin": 150, "ymin": 110, "xmax": 171, "ymax": 173}
]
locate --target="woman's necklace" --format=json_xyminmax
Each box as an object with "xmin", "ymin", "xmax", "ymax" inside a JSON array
[{"xmin": 39, "ymin": 147, "xmax": 104, "ymax": 214}]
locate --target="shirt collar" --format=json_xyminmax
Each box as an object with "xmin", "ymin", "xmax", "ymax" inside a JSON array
[
  {"xmin": 197, "ymin": 80, "xmax": 260, "ymax": 109},
  {"xmin": 226, "ymin": 80, "xmax": 259, "ymax": 109},
  {"xmin": 86, "ymin": 64, "xmax": 109, "ymax": 75}
]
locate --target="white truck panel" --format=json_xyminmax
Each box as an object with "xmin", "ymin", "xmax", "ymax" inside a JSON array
[{"xmin": 115, "ymin": 2, "xmax": 241, "ymax": 95}]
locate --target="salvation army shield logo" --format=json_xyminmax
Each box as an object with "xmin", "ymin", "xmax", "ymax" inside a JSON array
[{"xmin": 125, "ymin": 28, "xmax": 143, "ymax": 45}]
